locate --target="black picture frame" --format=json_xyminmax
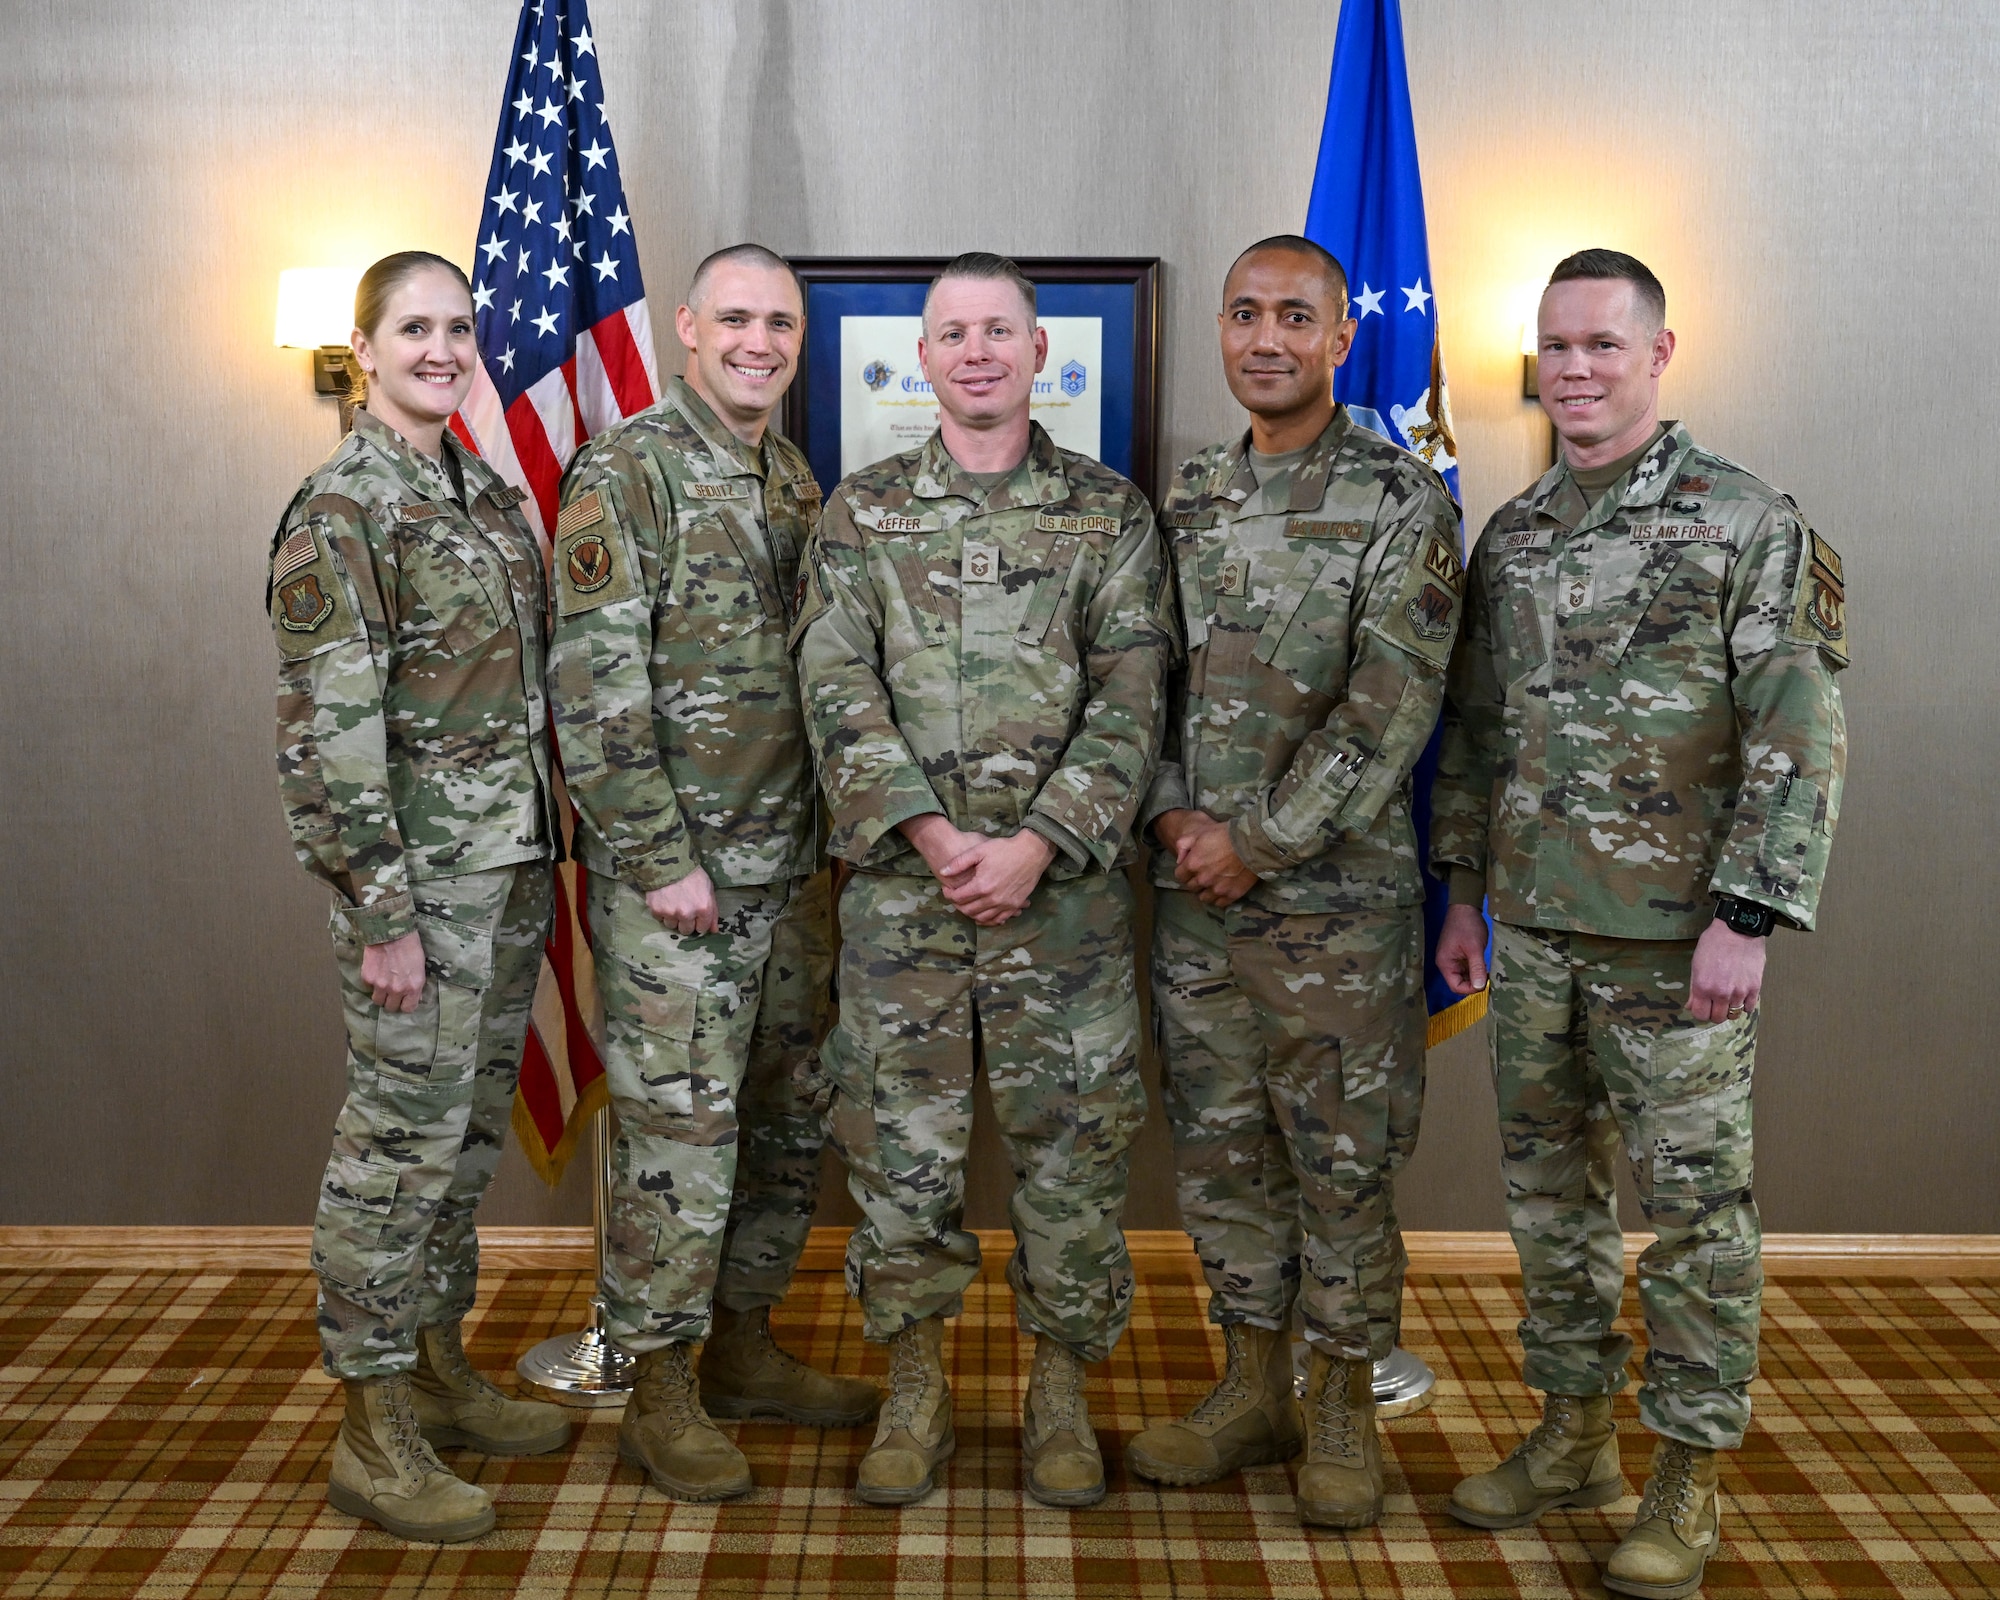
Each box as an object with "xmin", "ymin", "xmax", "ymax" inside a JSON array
[{"xmin": 782, "ymin": 256, "xmax": 1162, "ymax": 497}]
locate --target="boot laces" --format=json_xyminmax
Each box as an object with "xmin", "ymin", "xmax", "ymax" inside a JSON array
[
  {"xmin": 1035, "ymin": 1345, "xmax": 1082, "ymax": 1432},
  {"xmin": 885, "ymin": 1329, "xmax": 935, "ymax": 1431},
  {"xmin": 637, "ymin": 1343, "xmax": 704, "ymax": 1432},
  {"xmin": 1311, "ymin": 1364, "xmax": 1361, "ymax": 1462},
  {"xmin": 429, "ymin": 1325, "xmax": 505, "ymax": 1403},
  {"xmin": 1187, "ymin": 1326, "xmax": 1255, "ymax": 1425},
  {"xmin": 1637, "ymin": 1440, "xmax": 1699, "ymax": 1530},
  {"xmin": 1507, "ymin": 1393, "xmax": 1580, "ymax": 1463},
  {"xmin": 379, "ymin": 1377, "xmax": 443, "ymax": 1475}
]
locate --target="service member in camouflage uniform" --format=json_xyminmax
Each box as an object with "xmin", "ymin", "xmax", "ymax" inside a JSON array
[
  {"xmin": 1433, "ymin": 251, "xmax": 1847, "ymax": 1599},
  {"xmin": 546, "ymin": 244, "xmax": 876, "ymax": 1504},
  {"xmin": 793, "ymin": 254, "xmax": 1172, "ymax": 1508},
  {"xmin": 269, "ymin": 253, "xmax": 572, "ymax": 1544},
  {"xmin": 1122, "ymin": 237, "xmax": 1462, "ymax": 1529}
]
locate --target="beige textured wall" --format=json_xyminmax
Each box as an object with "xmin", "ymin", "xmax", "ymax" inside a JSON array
[{"xmin": 1, "ymin": 1, "xmax": 1992, "ymax": 1235}]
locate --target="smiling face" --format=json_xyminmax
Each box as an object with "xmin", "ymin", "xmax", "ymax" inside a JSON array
[
  {"xmin": 675, "ymin": 259, "xmax": 803, "ymax": 443},
  {"xmin": 1218, "ymin": 247, "xmax": 1355, "ymax": 434},
  {"xmin": 918, "ymin": 275, "xmax": 1048, "ymax": 434},
  {"xmin": 1536, "ymin": 277, "xmax": 1676, "ymax": 464},
  {"xmin": 350, "ymin": 267, "xmax": 477, "ymax": 444}
]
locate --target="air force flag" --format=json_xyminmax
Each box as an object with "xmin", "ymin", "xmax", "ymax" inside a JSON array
[{"xmin": 1305, "ymin": 0, "xmax": 1485, "ymax": 1046}]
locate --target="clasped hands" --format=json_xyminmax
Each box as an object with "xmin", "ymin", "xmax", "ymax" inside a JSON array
[
  {"xmin": 1151, "ymin": 809, "xmax": 1259, "ymax": 907},
  {"xmin": 901, "ymin": 814, "xmax": 1055, "ymax": 926}
]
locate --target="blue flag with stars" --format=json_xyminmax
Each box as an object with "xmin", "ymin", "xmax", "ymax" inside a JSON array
[{"xmin": 1305, "ymin": 0, "xmax": 1486, "ymax": 1047}]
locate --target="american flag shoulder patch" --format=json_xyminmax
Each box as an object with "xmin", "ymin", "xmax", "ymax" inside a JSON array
[
  {"xmin": 271, "ymin": 528, "xmax": 319, "ymax": 584},
  {"xmin": 558, "ymin": 491, "xmax": 605, "ymax": 538}
]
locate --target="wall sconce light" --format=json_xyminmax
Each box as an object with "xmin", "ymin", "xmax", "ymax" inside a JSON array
[
  {"xmin": 275, "ymin": 268, "xmax": 363, "ymax": 429},
  {"xmin": 1519, "ymin": 323, "xmax": 1540, "ymax": 400}
]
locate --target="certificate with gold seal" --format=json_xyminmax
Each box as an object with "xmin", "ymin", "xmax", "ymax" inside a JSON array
[{"xmin": 784, "ymin": 258, "xmax": 1160, "ymax": 495}]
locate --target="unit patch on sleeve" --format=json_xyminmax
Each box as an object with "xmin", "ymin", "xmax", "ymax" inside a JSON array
[
  {"xmin": 1784, "ymin": 527, "xmax": 1848, "ymax": 665},
  {"xmin": 277, "ymin": 572, "xmax": 336, "ymax": 631},
  {"xmin": 268, "ymin": 522, "xmax": 362, "ymax": 660},
  {"xmin": 1405, "ymin": 583, "xmax": 1456, "ymax": 642},
  {"xmin": 1423, "ymin": 535, "xmax": 1465, "ymax": 593},
  {"xmin": 565, "ymin": 535, "xmax": 614, "ymax": 593}
]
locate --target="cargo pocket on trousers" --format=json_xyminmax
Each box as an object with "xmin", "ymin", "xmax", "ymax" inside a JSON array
[
  {"xmin": 1641, "ymin": 1015, "xmax": 1755, "ymax": 1201},
  {"xmin": 612, "ymin": 971, "xmax": 700, "ymax": 1130},
  {"xmin": 1316, "ymin": 1006, "xmax": 1403, "ymax": 1197},
  {"xmin": 1712, "ymin": 1239, "xmax": 1763, "ymax": 1385},
  {"xmin": 374, "ymin": 907, "xmax": 492, "ymax": 1086},
  {"xmin": 818, "ymin": 1023, "xmax": 879, "ymax": 1176},
  {"xmin": 312, "ymin": 1152, "xmax": 400, "ymax": 1291},
  {"xmin": 1065, "ymin": 995, "xmax": 1146, "ymax": 1180}
]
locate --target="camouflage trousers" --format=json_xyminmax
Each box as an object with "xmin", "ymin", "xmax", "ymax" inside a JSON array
[
  {"xmin": 1153, "ymin": 889, "xmax": 1426, "ymax": 1362},
  {"xmin": 817, "ymin": 870, "xmax": 1146, "ymax": 1364},
  {"xmin": 313, "ymin": 862, "xmax": 553, "ymax": 1378},
  {"xmin": 587, "ymin": 869, "xmax": 833, "ymax": 1352},
  {"xmin": 1490, "ymin": 921, "xmax": 1761, "ymax": 1450}
]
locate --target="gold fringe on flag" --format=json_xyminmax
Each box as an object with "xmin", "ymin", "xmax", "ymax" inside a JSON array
[{"xmin": 1426, "ymin": 988, "xmax": 1489, "ymax": 1050}]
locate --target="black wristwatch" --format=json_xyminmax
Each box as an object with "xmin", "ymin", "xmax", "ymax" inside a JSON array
[{"xmin": 1712, "ymin": 894, "xmax": 1776, "ymax": 938}]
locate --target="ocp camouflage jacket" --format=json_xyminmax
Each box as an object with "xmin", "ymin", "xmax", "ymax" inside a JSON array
[
  {"xmin": 1142, "ymin": 408, "xmax": 1464, "ymax": 914},
  {"xmin": 1431, "ymin": 421, "xmax": 1848, "ymax": 937},
  {"xmin": 547, "ymin": 377, "xmax": 823, "ymax": 891},
  {"xmin": 792, "ymin": 424, "xmax": 1172, "ymax": 877},
  {"xmin": 266, "ymin": 410, "xmax": 555, "ymax": 945}
]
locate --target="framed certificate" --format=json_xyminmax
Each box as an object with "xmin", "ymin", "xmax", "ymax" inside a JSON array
[{"xmin": 782, "ymin": 257, "xmax": 1161, "ymax": 497}]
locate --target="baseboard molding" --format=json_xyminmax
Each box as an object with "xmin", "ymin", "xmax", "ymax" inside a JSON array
[{"xmin": 2, "ymin": 1225, "xmax": 1997, "ymax": 1279}]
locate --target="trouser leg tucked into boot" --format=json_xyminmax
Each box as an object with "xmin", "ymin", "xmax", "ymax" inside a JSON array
[
  {"xmin": 616, "ymin": 1343, "xmax": 753, "ymax": 1502},
  {"xmin": 1603, "ymin": 1437, "xmax": 1721, "ymax": 1600},
  {"xmin": 328, "ymin": 1374, "xmax": 495, "ymax": 1543},
  {"xmin": 1125, "ymin": 1322, "xmax": 1304, "ymax": 1486},
  {"xmin": 698, "ymin": 1304, "xmax": 879, "ymax": 1427},
  {"xmin": 1022, "ymin": 1336, "xmax": 1104, "ymax": 1507},
  {"xmin": 856, "ymin": 1316, "xmax": 954, "ymax": 1506},
  {"xmin": 1448, "ymin": 1393, "xmax": 1622, "ymax": 1529},
  {"xmin": 408, "ymin": 1322, "xmax": 572, "ymax": 1456},
  {"xmin": 1295, "ymin": 1349, "xmax": 1383, "ymax": 1529}
]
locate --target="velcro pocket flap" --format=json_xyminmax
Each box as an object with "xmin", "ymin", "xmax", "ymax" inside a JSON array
[
  {"xmin": 1071, "ymin": 996, "xmax": 1140, "ymax": 1094},
  {"xmin": 1015, "ymin": 535, "xmax": 1082, "ymax": 646},
  {"xmin": 1253, "ymin": 548, "xmax": 1332, "ymax": 669},
  {"xmin": 413, "ymin": 910, "xmax": 494, "ymax": 991},
  {"xmin": 887, "ymin": 542, "xmax": 949, "ymax": 647},
  {"xmin": 1172, "ymin": 534, "xmax": 1210, "ymax": 650},
  {"xmin": 322, "ymin": 1152, "xmax": 399, "ymax": 1217},
  {"xmin": 627, "ymin": 975, "xmax": 698, "ymax": 1043}
]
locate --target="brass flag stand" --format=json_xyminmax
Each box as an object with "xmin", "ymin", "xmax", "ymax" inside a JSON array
[{"xmin": 516, "ymin": 1107, "xmax": 635, "ymax": 1406}]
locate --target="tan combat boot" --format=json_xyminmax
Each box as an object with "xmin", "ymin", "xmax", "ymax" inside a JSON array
[
  {"xmin": 616, "ymin": 1343, "xmax": 753, "ymax": 1501},
  {"xmin": 1022, "ymin": 1337, "xmax": 1104, "ymax": 1507},
  {"xmin": 698, "ymin": 1304, "xmax": 880, "ymax": 1427},
  {"xmin": 1295, "ymin": 1349, "xmax": 1383, "ymax": 1529},
  {"xmin": 1125, "ymin": 1322, "xmax": 1304, "ymax": 1486},
  {"xmin": 327, "ymin": 1374, "xmax": 495, "ymax": 1542},
  {"xmin": 855, "ymin": 1316, "xmax": 954, "ymax": 1506},
  {"xmin": 409, "ymin": 1322, "xmax": 572, "ymax": 1456},
  {"xmin": 1448, "ymin": 1392, "xmax": 1622, "ymax": 1529},
  {"xmin": 1602, "ymin": 1437, "xmax": 1721, "ymax": 1599}
]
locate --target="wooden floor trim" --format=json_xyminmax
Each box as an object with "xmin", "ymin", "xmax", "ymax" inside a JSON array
[{"xmin": 2, "ymin": 1225, "xmax": 1997, "ymax": 1278}]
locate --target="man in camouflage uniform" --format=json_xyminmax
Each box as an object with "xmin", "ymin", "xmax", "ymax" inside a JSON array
[
  {"xmin": 1433, "ymin": 250, "xmax": 1847, "ymax": 1598},
  {"xmin": 1120, "ymin": 237, "xmax": 1461, "ymax": 1529},
  {"xmin": 273, "ymin": 370, "xmax": 574, "ymax": 1538},
  {"xmin": 547, "ymin": 244, "xmax": 877, "ymax": 1504},
  {"xmin": 793, "ymin": 252, "xmax": 1172, "ymax": 1508}
]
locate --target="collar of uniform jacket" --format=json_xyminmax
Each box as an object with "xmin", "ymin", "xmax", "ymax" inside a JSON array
[
  {"xmin": 663, "ymin": 374, "xmax": 770, "ymax": 482},
  {"xmin": 1522, "ymin": 419, "xmax": 1699, "ymax": 535},
  {"xmin": 347, "ymin": 408, "xmax": 479, "ymax": 504},
  {"xmin": 909, "ymin": 421, "xmax": 1070, "ymax": 511},
  {"xmin": 1211, "ymin": 404, "xmax": 1356, "ymax": 512}
]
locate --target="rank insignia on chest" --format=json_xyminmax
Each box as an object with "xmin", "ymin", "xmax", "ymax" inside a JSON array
[
  {"xmin": 1423, "ymin": 536, "xmax": 1464, "ymax": 594},
  {"xmin": 565, "ymin": 534, "xmax": 614, "ymax": 593},
  {"xmin": 278, "ymin": 572, "xmax": 335, "ymax": 632},
  {"xmin": 1405, "ymin": 583, "xmax": 1455, "ymax": 641},
  {"xmin": 964, "ymin": 541, "xmax": 999, "ymax": 583},
  {"xmin": 1216, "ymin": 558, "xmax": 1248, "ymax": 597}
]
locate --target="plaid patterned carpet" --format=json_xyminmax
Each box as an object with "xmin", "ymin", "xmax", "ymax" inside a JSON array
[{"xmin": 1, "ymin": 1252, "xmax": 1995, "ymax": 1598}]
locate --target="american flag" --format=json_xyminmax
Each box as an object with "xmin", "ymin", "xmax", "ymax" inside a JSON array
[{"xmin": 453, "ymin": 0, "xmax": 660, "ymax": 1184}]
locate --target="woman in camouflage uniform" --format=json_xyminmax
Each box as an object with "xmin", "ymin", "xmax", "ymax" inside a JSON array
[{"xmin": 266, "ymin": 253, "xmax": 570, "ymax": 1543}]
